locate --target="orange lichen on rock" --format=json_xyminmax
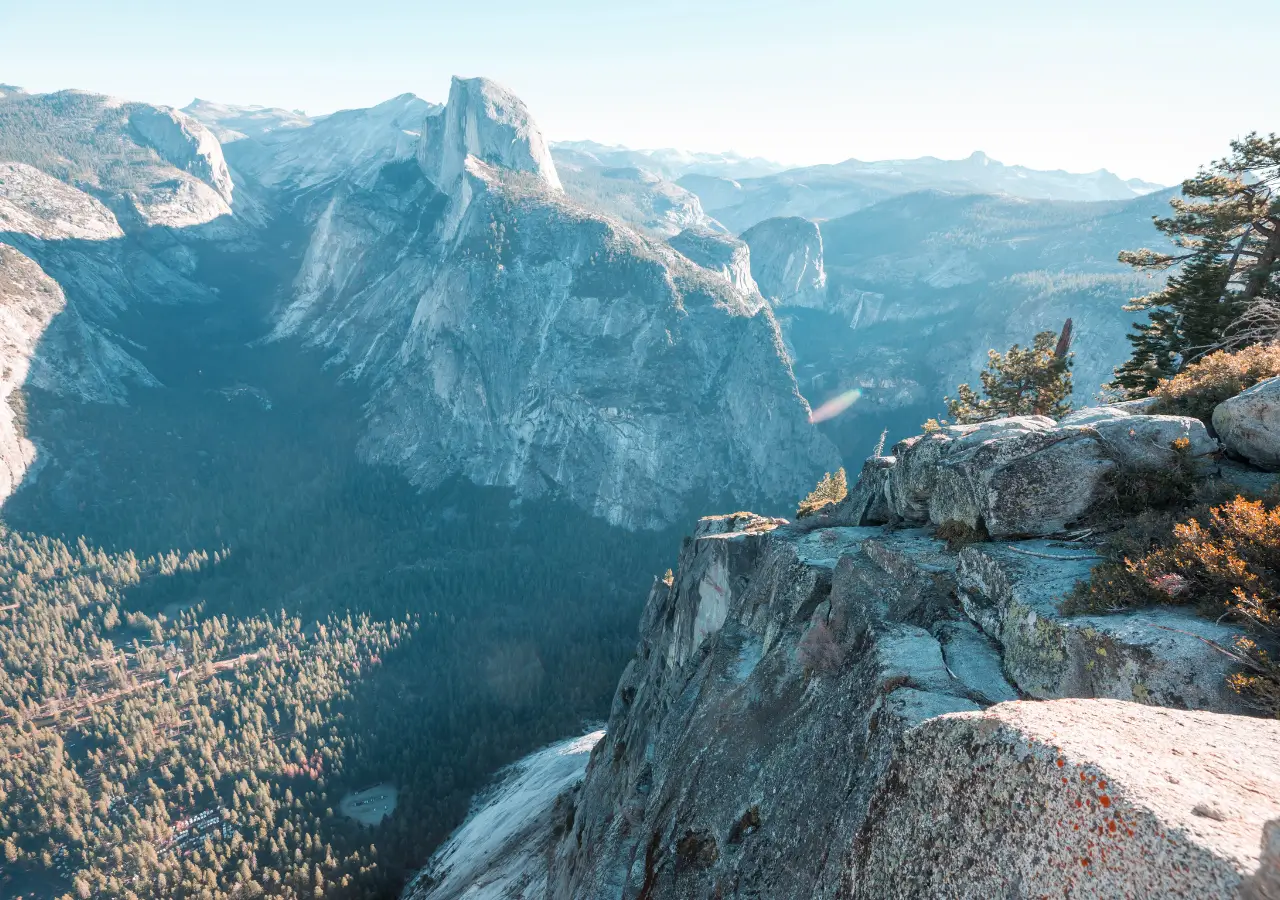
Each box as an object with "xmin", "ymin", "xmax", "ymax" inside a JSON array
[{"xmin": 850, "ymin": 699, "xmax": 1280, "ymax": 898}]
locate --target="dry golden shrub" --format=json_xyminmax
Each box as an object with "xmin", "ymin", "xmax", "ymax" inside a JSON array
[
  {"xmin": 796, "ymin": 468, "xmax": 847, "ymax": 519},
  {"xmin": 1072, "ymin": 495, "xmax": 1280, "ymax": 716},
  {"xmin": 1152, "ymin": 343, "xmax": 1280, "ymax": 421}
]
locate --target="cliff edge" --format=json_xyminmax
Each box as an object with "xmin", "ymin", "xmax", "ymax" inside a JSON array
[{"xmin": 404, "ymin": 397, "xmax": 1280, "ymax": 898}]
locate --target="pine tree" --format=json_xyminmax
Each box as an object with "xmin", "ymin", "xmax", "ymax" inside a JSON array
[
  {"xmin": 944, "ymin": 325, "xmax": 1074, "ymax": 423},
  {"xmin": 1112, "ymin": 133, "xmax": 1280, "ymax": 395},
  {"xmin": 1111, "ymin": 242, "xmax": 1236, "ymax": 395},
  {"xmin": 797, "ymin": 468, "xmax": 847, "ymax": 518}
]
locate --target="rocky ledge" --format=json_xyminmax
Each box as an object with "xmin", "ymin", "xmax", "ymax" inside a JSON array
[
  {"xmin": 404, "ymin": 402, "xmax": 1280, "ymax": 899},
  {"xmin": 854, "ymin": 699, "xmax": 1280, "ymax": 899}
]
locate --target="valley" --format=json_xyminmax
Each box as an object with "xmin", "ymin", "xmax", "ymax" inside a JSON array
[
  {"xmin": 0, "ymin": 71, "xmax": 1231, "ymax": 900},
  {"xmin": 0, "ymin": 89, "xmax": 697, "ymax": 896}
]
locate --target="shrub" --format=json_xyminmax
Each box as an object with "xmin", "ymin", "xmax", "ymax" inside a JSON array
[
  {"xmin": 1097, "ymin": 437, "xmax": 1198, "ymax": 519},
  {"xmin": 797, "ymin": 468, "xmax": 847, "ymax": 518},
  {"xmin": 1150, "ymin": 343, "xmax": 1280, "ymax": 422},
  {"xmin": 1129, "ymin": 496, "xmax": 1280, "ymax": 625},
  {"xmin": 1068, "ymin": 493, "xmax": 1280, "ymax": 716},
  {"xmin": 796, "ymin": 619, "xmax": 845, "ymax": 674},
  {"xmin": 1061, "ymin": 507, "xmax": 1191, "ymax": 615},
  {"xmin": 1133, "ymin": 495, "xmax": 1280, "ymax": 715}
]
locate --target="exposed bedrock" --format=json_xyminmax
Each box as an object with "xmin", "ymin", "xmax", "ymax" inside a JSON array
[
  {"xmin": 838, "ymin": 410, "xmax": 1217, "ymax": 538},
  {"xmin": 852, "ymin": 700, "xmax": 1280, "ymax": 899},
  {"xmin": 406, "ymin": 492, "xmax": 1276, "ymax": 898}
]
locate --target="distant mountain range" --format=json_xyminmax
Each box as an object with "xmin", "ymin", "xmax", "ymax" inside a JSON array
[
  {"xmin": 550, "ymin": 142, "xmax": 1164, "ymax": 235},
  {"xmin": 0, "ymin": 80, "xmax": 833, "ymax": 528},
  {"xmin": 550, "ymin": 140, "xmax": 787, "ymax": 181},
  {"xmin": 678, "ymin": 150, "xmax": 1166, "ymax": 232},
  {"xmin": 177, "ymin": 102, "xmax": 1169, "ymax": 239},
  {"xmin": 0, "ymin": 78, "xmax": 1180, "ymax": 511}
]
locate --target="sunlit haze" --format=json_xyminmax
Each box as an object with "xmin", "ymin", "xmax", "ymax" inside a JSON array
[{"xmin": 4, "ymin": 0, "xmax": 1277, "ymax": 184}]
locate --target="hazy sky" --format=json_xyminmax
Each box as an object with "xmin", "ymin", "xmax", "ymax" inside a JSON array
[{"xmin": 3, "ymin": 0, "xmax": 1276, "ymax": 184}]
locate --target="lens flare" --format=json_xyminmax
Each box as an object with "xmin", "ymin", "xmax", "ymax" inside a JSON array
[{"xmin": 808, "ymin": 388, "xmax": 862, "ymax": 424}]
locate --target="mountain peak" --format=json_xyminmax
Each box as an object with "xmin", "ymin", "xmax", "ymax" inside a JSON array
[
  {"xmin": 0, "ymin": 84, "xmax": 25, "ymax": 99},
  {"xmin": 418, "ymin": 76, "xmax": 561, "ymax": 193},
  {"xmin": 129, "ymin": 105, "xmax": 234, "ymax": 205}
]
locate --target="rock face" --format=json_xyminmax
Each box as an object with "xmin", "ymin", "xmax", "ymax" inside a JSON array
[
  {"xmin": 269, "ymin": 79, "xmax": 836, "ymax": 529},
  {"xmin": 0, "ymin": 239, "xmax": 160, "ymax": 498},
  {"xmin": 740, "ymin": 216, "xmax": 828, "ymax": 308},
  {"xmin": 852, "ymin": 699, "xmax": 1280, "ymax": 899},
  {"xmin": 957, "ymin": 541, "xmax": 1249, "ymax": 713},
  {"xmin": 536, "ymin": 517, "xmax": 996, "ymax": 899},
  {"xmin": 419, "ymin": 76, "xmax": 560, "ymax": 194},
  {"xmin": 128, "ymin": 105, "xmax": 234, "ymax": 205},
  {"xmin": 838, "ymin": 411, "xmax": 1217, "ymax": 537},
  {"xmin": 0, "ymin": 161, "xmax": 185, "ymax": 501},
  {"xmin": 1214, "ymin": 376, "xmax": 1280, "ymax": 470},
  {"xmin": 404, "ymin": 495, "xmax": 1274, "ymax": 899},
  {"xmin": 0, "ymin": 90, "xmax": 252, "ymax": 505},
  {"xmin": 404, "ymin": 731, "xmax": 604, "ymax": 900},
  {"xmin": 667, "ymin": 228, "xmax": 760, "ymax": 300},
  {"xmin": 0, "ymin": 162, "xmax": 126, "ymax": 241}
]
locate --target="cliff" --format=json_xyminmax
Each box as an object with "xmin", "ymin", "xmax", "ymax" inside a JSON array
[
  {"xmin": 269, "ymin": 77, "xmax": 838, "ymax": 529},
  {"xmin": 405, "ymin": 404, "xmax": 1280, "ymax": 899},
  {"xmin": 740, "ymin": 215, "xmax": 828, "ymax": 309}
]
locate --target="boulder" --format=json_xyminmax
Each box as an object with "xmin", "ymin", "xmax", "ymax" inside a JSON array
[
  {"xmin": 882, "ymin": 417, "xmax": 1113, "ymax": 537},
  {"xmin": 833, "ymin": 455, "xmax": 895, "ymax": 526},
  {"xmin": 958, "ymin": 542, "xmax": 1251, "ymax": 713},
  {"xmin": 1062, "ymin": 406, "xmax": 1218, "ymax": 471},
  {"xmin": 933, "ymin": 424, "xmax": 1114, "ymax": 536},
  {"xmin": 1090, "ymin": 413, "xmax": 1217, "ymax": 471},
  {"xmin": 842, "ymin": 409, "xmax": 1220, "ymax": 537},
  {"xmin": 1214, "ymin": 376, "xmax": 1280, "ymax": 469},
  {"xmin": 852, "ymin": 699, "xmax": 1280, "ymax": 899}
]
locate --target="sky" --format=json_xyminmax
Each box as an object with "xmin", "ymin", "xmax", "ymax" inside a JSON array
[{"xmin": 2, "ymin": 0, "xmax": 1276, "ymax": 185}]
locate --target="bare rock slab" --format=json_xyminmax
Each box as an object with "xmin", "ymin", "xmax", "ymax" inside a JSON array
[
  {"xmin": 852, "ymin": 699, "xmax": 1280, "ymax": 899},
  {"xmin": 958, "ymin": 542, "xmax": 1250, "ymax": 713},
  {"xmin": 840, "ymin": 410, "xmax": 1218, "ymax": 537}
]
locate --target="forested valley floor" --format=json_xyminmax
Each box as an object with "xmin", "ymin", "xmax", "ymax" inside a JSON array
[{"xmin": 0, "ymin": 238, "xmax": 682, "ymax": 899}]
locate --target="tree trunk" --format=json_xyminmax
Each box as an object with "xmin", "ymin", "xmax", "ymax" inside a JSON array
[{"xmin": 1240, "ymin": 217, "xmax": 1280, "ymax": 305}]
